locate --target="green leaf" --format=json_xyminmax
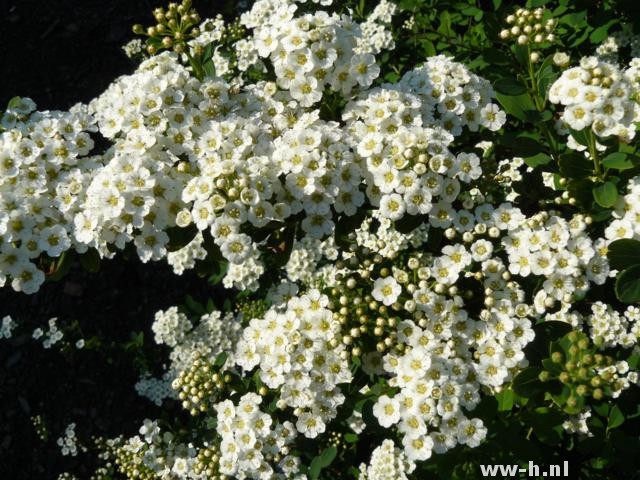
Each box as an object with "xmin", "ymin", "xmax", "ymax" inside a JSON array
[
  {"xmin": 628, "ymin": 353, "xmax": 640, "ymax": 370},
  {"xmin": 567, "ymin": 178, "xmax": 595, "ymax": 207},
  {"xmin": 526, "ymin": 407, "xmax": 565, "ymax": 445},
  {"xmin": 494, "ymin": 78, "xmax": 527, "ymax": 96},
  {"xmin": 592, "ymin": 402, "xmax": 610, "ymax": 418},
  {"xmin": 309, "ymin": 446, "xmax": 337, "ymax": 480},
  {"xmin": 602, "ymin": 152, "xmax": 635, "ymax": 171},
  {"xmin": 559, "ymin": 152, "xmax": 592, "ymax": 179},
  {"xmin": 185, "ymin": 295, "xmax": 205, "ymax": 315},
  {"xmin": 542, "ymin": 358, "xmax": 563, "ymax": 376},
  {"xmin": 421, "ymin": 40, "xmax": 436, "ymax": 57},
  {"xmin": 569, "ymin": 128, "xmax": 590, "ymax": 147},
  {"xmin": 512, "ymin": 367, "xmax": 544, "ymax": 398},
  {"xmin": 496, "ymin": 388, "xmax": 515, "ymax": 411},
  {"xmin": 607, "ymin": 239, "xmax": 640, "ymax": 270},
  {"xmin": 214, "ymin": 352, "xmax": 228, "ymax": 368},
  {"xmin": 512, "ymin": 44, "xmax": 529, "ymax": 67},
  {"xmin": 202, "ymin": 60, "xmax": 216, "ymax": 78},
  {"xmin": 207, "ymin": 260, "xmax": 228, "ymax": 286},
  {"xmin": 505, "ymin": 134, "xmax": 545, "ymax": 157},
  {"xmin": 525, "ymin": 153, "xmax": 552, "ymax": 167},
  {"xmin": 481, "ymin": 48, "xmax": 511, "ymax": 66},
  {"xmin": 47, "ymin": 251, "xmax": 75, "ymax": 282},
  {"xmin": 615, "ymin": 265, "xmax": 640, "ymax": 303},
  {"xmin": 569, "ymin": 27, "xmax": 592, "ymax": 48},
  {"xmin": 592, "ymin": 181, "xmax": 618, "ymax": 208},
  {"xmin": 608, "ymin": 405, "xmax": 625, "ymax": 430},
  {"xmin": 590, "ymin": 20, "xmax": 618, "ymax": 44},
  {"xmin": 344, "ymin": 433, "xmax": 358, "ymax": 443},
  {"xmin": 438, "ymin": 11, "xmax": 452, "ymax": 37},
  {"xmin": 496, "ymin": 92, "xmax": 536, "ymax": 123}
]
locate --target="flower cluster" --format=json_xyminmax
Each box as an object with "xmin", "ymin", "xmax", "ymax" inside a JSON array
[
  {"xmin": 57, "ymin": 423, "xmax": 83, "ymax": 457},
  {"xmin": 585, "ymin": 302, "xmax": 640, "ymax": 349},
  {"xmin": 108, "ymin": 420, "xmax": 200, "ymax": 479},
  {"xmin": 354, "ymin": 210, "xmax": 429, "ymax": 259},
  {"xmin": 562, "ymin": 408, "xmax": 593, "ymax": 438},
  {"xmin": 1, "ymin": 314, "xmax": 17, "ymax": 339},
  {"xmin": 499, "ymin": 211, "xmax": 610, "ymax": 312},
  {"xmin": 234, "ymin": 290, "xmax": 352, "ymax": 435},
  {"xmin": 285, "ymin": 236, "xmax": 337, "ymax": 283},
  {"xmin": 33, "ymin": 317, "xmax": 64, "ymax": 348},
  {"xmin": 166, "ymin": 231, "xmax": 207, "ymax": 274},
  {"xmin": 136, "ymin": 307, "xmax": 241, "ymax": 407},
  {"xmin": 0, "ymin": 100, "xmax": 99, "ymax": 293},
  {"xmin": 342, "ymin": 55, "xmax": 504, "ymax": 221},
  {"xmin": 356, "ymin": 0, "xmax": 397, "ymax": 55},
  {"xmin": 242, "ymin": 0, "xmax": 393, "ymax": 104},
  {"xmin": 596, "ymin": 25, "xmax": 640, "ymax": 62},
  {"xmin": 549, "ymin": 56, "xmax": 640, "ymax": 140},
  {"xmin": 152, "ymin": 305, "xmax": 192, "ymax": 347},
  {"xmin": 358, "ymin": 439, "xmax": 415, "ymax": 480},
  {"xmin": 607, "ymin": 170, "xmax": 640, "ymax": 242},
  {"xmin": 215, "ymin": 393, "xmax": 301, "ymax": 479}
]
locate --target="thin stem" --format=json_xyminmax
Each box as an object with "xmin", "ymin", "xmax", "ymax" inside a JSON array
[
  {"xmin": 588, "ymin": 130, "xmax": 602, "ymax": 179},
  {"xmin": 523, "ymin": 46, "xmax": 559, "ymax": 162}
]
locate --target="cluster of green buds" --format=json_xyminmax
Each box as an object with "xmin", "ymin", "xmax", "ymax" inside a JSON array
[
  {"xmin": 192, "ymin": 444, "xmax": 224, "ymax": 479},
  {"xmin": 113, "ymin": 442, "xmax": 156, "ymax": 480},
  {"xmin": 539, "ymin": 331, "xmax": 624, "ymax": 414},
  {"xmin": 132, "ymin": 0, "xmax": 201, "ymax": 55},
  {"xmin": 328, "ymin": 235, "xmax": 403, "ymax": 357},
  {"xmin": 236, "ymin": 298, "xmax": 268, "ymax": 321},
  {"xmin": 171, "ymin": 352, "xmax": 228, "ymax": 416},
  {"xmin": 499, "ymin": 8, "xmax": 556, "ymax": 62}
]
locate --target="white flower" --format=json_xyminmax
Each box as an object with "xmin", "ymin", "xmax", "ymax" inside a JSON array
[
  {"xmin": 295, "ymin": 411, "xmax": 326, "ymax": 438},
  {"xmin": 480, "ymin": 103, "xmax": 506, "ymax": 131},
  {"xmin": 373, "ymin": 394, "xmax": 401, "ymax": 428},
  {"xmin": 372, "ymin": 277, "xmax": 402, "ymax": 306},
  {"xmin": 457, "ymin": 418, "xmax": 487, "ymax": 447},
  {"xmin": 220, "ymin": 233, "xmax": 253, "ymax": 264},
  {"xmin": 290, "ymin": 77, "xmax": 323, "ymax": 107},
  {"xmin": 350, "ymin": 53, "xmax": 380, "ymax": 87},
  {"xmin": 379, "ymin": 193, "xmax": 406, "ymax": 221},
  {"xmin": 402, "ymin": 433, "xmax": 434, "ymax": 461}
]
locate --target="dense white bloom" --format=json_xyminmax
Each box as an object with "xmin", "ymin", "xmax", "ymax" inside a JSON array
[
  {"xmin": 549, "ymin": 56, "xmax": 640, "ymax": 140},
  {"xmin": 359, "ymin": 439, "xmax": 415, "ymax": 480}
]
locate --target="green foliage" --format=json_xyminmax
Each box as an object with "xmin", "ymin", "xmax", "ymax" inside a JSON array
[{"xmin": 608, "ymin": 240, "xmax": 640, "ymax": 303}]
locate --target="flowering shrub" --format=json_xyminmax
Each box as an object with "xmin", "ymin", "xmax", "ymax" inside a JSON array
[{"xmin": 3, "ymin": 0, "xmax": 640, "ymax": 479}]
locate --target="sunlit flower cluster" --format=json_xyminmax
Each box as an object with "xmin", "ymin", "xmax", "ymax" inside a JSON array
[
  {"xmin": 166, "ymin": 231, "xmax": 207, "ymax": 274},
  {"xmin": 215, "ymin": 393, "xmax": 301, "ymax": 479},
  {"xmin": 242, "ymin": 0, "xmax": 389, "ymax": 105},
  {"xmin": 234, "ymin": 290, "xmax": 352, "ymax": 434},
  {"xmin": 0, "ymin": 99, "xmax": 99, "ymax": 293},
  {"xmin": 358, "ymin": 439, "xmax": 415, "ymax": 480},
  {"xmin": 607, "ymin": 157, "xmax": 640, "ymax": 242},
  {"xmin": 585, "ymin": 302, "xmax": 640, "ymax": 349},
  {"xmin": 549, "ymin": 55, "xmax": 640, "ymax": 140}
]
